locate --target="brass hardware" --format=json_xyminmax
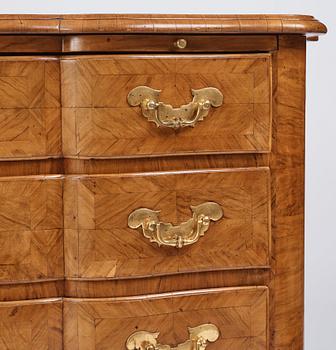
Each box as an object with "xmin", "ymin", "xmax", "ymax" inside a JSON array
[
  {"xmin": 126, "ymin": 323, "xmax": 220, "ymax": 350},
  {"xmin": 127, "ymin": 86, "xmax": 223, "ymax": 129},
  {"xmin": 175, "ymin": 38, "xmax": 188, "ymax": 49},
  {"xmin": 128, "ymin": 202, "xmax": 223, "ymax": 248}
]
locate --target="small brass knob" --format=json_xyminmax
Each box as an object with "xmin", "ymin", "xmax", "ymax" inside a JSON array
[{"xmin": 175, "ymin": 38, "xmax": 187, "ymax": 49}]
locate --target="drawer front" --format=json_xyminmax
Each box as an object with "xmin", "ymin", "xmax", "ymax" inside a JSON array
[
  {"xmin": 0, "ymin": 176, "xmax": 63, "ymax": 282},
  {"xmin": 0, "ymin": 57, "xmax": 61, "ymax": 159},
  {"xmin": 64, "ymin": 287, "xmax": 268, "ymax": 349},
  {"xmin": 62, "ymin": 54, "xmax": 271, "ymax": 158},
  {"xmin": 64, "ymin": 168, "xmax": 270, "ymax": 279},
  {"xmin": 0, "ymin": 298, "xmax": 62, "ymax": 350}
]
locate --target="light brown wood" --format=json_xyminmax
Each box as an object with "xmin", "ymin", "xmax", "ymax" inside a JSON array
[
  {"xmin": 0, "ymin": 298, "xmax": 62, "ymax": 349},
  {"xmin": 0, "ymin": 57, "xmax": 61, "ymax": 160},
  {"xmin": 0, "ymin": 280, "xmax": 63, "ymax": 301},
  {"xmin": 64, "ymin": 287, "xmax": 268, "ymax": 350},
  {"xmin": 0, "ymin": 35, "xmax": 62, "ymax": 53},
  {"xmin": 63, "ymin": 34, "xmax": 278, "ymax": 53},
  {"xmin": 64, "ymin": 168, "xmax": 270, "ymax": 279},
  {"xmin": 65, "ymin": 269, "xmax": 270, "ymax": 298},
  {"xmin": 269, "ymin": 35, "xmax": 306, "ymax": 349},
  {"xmin": 64, "ymin": 154, "xmax": 269, "ymax": 174},
  {"xmin": 0, "ymin": 14, "xmax": 326, "ymax": 36},
  {"xmin": 0, "ymin": 176, "xmax": 63, "ymax": 283},
  {"xmin": 0, "ymin": 15, "xmax": 60, "ymax": 33},
  {"xmin": 0, "ymin": 34, "xmax": 277, "ymax": 54},
  {"xmin": 60, "ymin": 14, "xmax": 327, "ymax": 36},
  {"xmin": 0, "ymin": 159, "xmax": 63, "ymax": 177},
  {"xmin": 62, "ymin": 54, "xmax": 271, "ymax": 158},
  {"xmin": 0, "ymin": 15, "xmax": 326, "ymax": 350}
]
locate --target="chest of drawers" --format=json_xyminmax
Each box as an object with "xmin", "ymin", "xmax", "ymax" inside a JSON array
[{"xmin": 0, "ymin": 14, "xmax": 327, "ymax": 350}]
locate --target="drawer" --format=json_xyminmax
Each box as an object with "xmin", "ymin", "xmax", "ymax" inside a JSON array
[
  {"xmin": 0, "ymin": 57, "xmax": 61, "ymax": 160},
  {"xmin": 62, "ymin": 54, "xmax": 271, "ymax": 158},
  {"xmin": 0, "ymin": 176, "xmax": 63, "ymax": 282},
  {"xmin": 64, "ymin": 168, "xmax": 270, "ymax": 279},
  {"xmin": 0, "ymin": 298, "xmax": 62, "ymax": 350},
  {"xmin": 64, "ymin": 287, "xmax": 268, "ymax": 349}
]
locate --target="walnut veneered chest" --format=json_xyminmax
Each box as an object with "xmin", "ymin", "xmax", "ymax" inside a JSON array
[{"xmin": 0, "ymin": 14, "xmax": 327, "ymax": 350}]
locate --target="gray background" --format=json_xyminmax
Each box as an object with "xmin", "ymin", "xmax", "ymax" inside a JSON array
[{"xmin": 0, "ymin": 1, "xmax": 334, "ymax": 349}]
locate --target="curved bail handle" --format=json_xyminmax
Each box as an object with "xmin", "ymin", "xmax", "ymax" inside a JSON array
[
  {"xmin": 128, "ymin": 202, "xmax": 223, "ymax": 249},
  {"xmin": 127, "ymin": 86, "xmax": 223, "ymax": 129},
  {"xmin": 125, "ymin": 323, "xmax": 220, "ymax": 350}
]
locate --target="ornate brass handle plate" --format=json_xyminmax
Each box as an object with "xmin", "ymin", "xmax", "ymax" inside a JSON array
[
  {"xmin": 128, "ymin": 202, "xmax": 223, "ymax": 248},
  {"xmin": 127, "ymin": 86, "xmax": 223, "ymax": 129},
  {"xmin": 126, "ymin": 323, "xmax": 220, "ymax": 350}
]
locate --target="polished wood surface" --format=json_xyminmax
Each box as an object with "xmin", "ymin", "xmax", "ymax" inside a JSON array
[
  {"xmin": 0, "ymin": 280, "xmax": 63, "ymax": 301},
  {"xmin": 0, "ymin": 14, "xmax": 327, "ymax": 35},
  {"xmin": 0, "ymin": 35, "xmax": 62, "ymax": 53},
  {"xmin": 64, "ymin": 168, "xmax": 270, "ymax": 279},
  {"xmin": 0, "ymin": 176, "xmax": 63, "ymax": 283},
  {"xmin": 0, "ymin": 298, "xmax": 62, "ymax": 349},
  {"xmin": 0, "ymin": 57, "xmax": 61, "ymax": 160},
  {"xmin": 269, "ymin": 35, "xmax": 306, "ymax": 349},
  {"xmin": 0, "ymin": 34, "xmax": 277, "ymax": 54},
  {"xmin": 62, "ymin": 54, "xmax": 271, "ymax": 158},
  {"xmin": 64, "ymin": 287, "xmax": 268, "ymax": 350},
  {"xmin": 63, "ymin": 34, "xmax": 278, "ymax": 53},
  {"xmin": 0, "ymin": 159, "xmax": 63, "ymax": 177},
  {"xmin": 64, "ymin": 154, "xmax": 269, "ymax": 175},
  {"xmin": 0, "ymin": 15, "xmax": 326, "ymax": 350},
  {"xmin": 65, "ymin": 269, "xmax": 270, "ymax": 298}
]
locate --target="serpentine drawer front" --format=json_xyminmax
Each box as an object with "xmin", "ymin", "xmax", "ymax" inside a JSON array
[
  {"xmin": 62, "ymin": 54, "xmax": 272, "ymax": 158},
  {"xmin": 0, "ymin": 13, "xmax": 327, "ymax": 350},
  {"xmin": 64, "ymin": 287, "xmax": 268, "ymax": 350},
  {"xmin": 64, "ymin": 168, "xmax": 270, "ymax": 279}
]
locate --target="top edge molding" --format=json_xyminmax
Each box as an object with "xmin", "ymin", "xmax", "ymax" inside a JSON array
[{"xmin": 0, "ymin": 14, "xmax": 327, "ymax": 35}]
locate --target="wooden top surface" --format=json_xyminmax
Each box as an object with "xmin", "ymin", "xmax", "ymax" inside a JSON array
[{"xmin": 0, "ymin": 14, "xmax": 327, "ymax": 35}]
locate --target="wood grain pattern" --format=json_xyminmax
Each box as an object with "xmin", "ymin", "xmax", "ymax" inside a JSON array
[
  {"xmin": 0, "ymin": 298, "xmax": 62, "ymax": 349},
  {"xmin": 0, "ymin": 14, "xmax": 326, "ymax": 35},
  {"xmin": 64, "ymin": 154, "xmax": 269, "ymax": 175},
  {"xmin": 0, "ymin": 19, "xmax": 324, "ymax": 350},
  {"xmin": 64, "ymin": 168, "xmax": 271, "ymax": 279},
  {"xmin": 0, "ymin": 34, "xmax": 277, "ymax": 54},
  {"xmin": 0, "ymin": 159, "xmax": 63, "ymax": 177},
  {"xmin": 65, "ymin": 269, "xmax": 270, "ymax": 298},
  {"xmin": 0, "ymin": 36, "xmax": 62, "ymax": 53},
  {"xmin": 0, "ymin": 57, "xmax": 61, "ymax": 160},
  {"xmin": 64, "ymin": 287, "xmax": 268, "ymax": 350},
  {"xmin": 62, "ymin": 54, "xmax": 271, "ymax": 158},
  {"xmin": 0, "ymin": 16, "xmax": 60, "ymax": 33},
  {"xmin": 0, "ymin": 176, "xmax": 63, "ymax": 283},
  {"xmin": 0, "ymin": 280, "xmax": 63, "ymax": 301},
  {"xmin": 269, "ymin": 35, "xmax": 306, "ymax": 350},
  {"xmin": 60, "ymin": 14, "xmax": 327, "ymax": 36},
  {"xmin": 63, "ymin": 34, "xmax": 278, "ymax": 53}
]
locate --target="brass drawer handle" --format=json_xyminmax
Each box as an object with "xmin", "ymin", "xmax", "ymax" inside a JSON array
[
  {"xmin": 128, "ymin": 202, "xmax": 223, "ymax": 248},
  {"xmin": 126, "ymin": 323, "xmax": 220, "ymax": 350},
  {"xmin": 127, "ymin": 86, "xmax": 223, "ymax": 129}
]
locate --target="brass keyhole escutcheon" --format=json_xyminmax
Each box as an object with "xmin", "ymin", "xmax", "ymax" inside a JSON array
[{"xmin": 175, "ymin": 38, "xmax": 187, "ymax": 49}]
